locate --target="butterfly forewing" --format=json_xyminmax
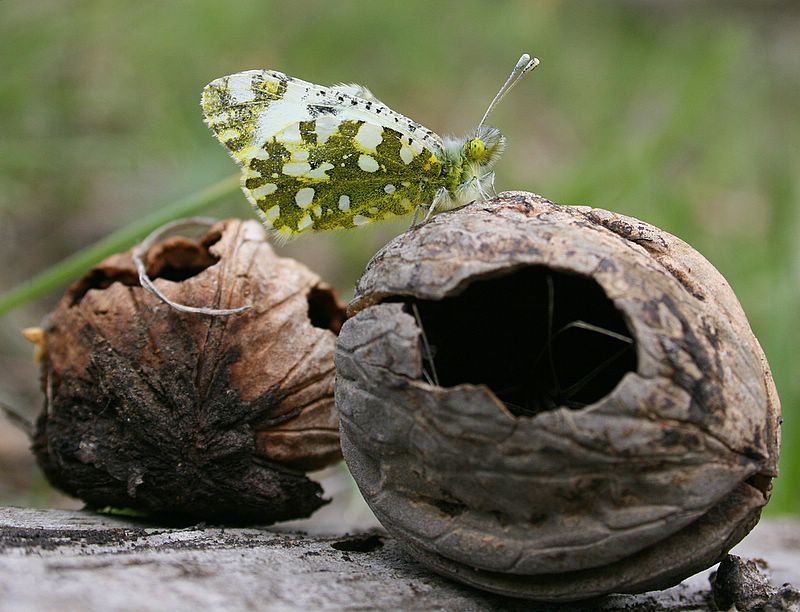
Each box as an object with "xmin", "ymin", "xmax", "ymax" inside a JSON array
[{"xmin": 202, "ymin": 70, "xmax": 445, "ymax": 235}]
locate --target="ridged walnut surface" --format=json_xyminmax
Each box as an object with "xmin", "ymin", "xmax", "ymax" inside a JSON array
[
  {"xmin": 35, "ymin": 219, "xmax": 342, "ymax": 523},
  {"xmin": 335, "ymin": 192, "xmax": 780, "ymax": 601}
]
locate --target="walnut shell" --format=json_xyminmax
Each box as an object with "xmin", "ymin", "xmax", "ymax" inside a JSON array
[
  {"xmin": 335, "ymin": 193, "xmax": 780, "ymax": 601},
  {"xmin": 34, "ymin": 219, "xmax": 345, "ymax": 524}
]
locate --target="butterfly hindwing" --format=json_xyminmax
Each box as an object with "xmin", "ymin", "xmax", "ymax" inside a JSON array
[
  {"xmin": 242, "ymin": 118, "xmax": 442, "ymax": 234},
  {"xmin": 202, "ymin": 70, "xmax": 445, "ymax": 236}
]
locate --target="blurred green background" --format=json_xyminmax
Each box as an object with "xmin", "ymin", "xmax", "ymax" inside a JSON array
[{"xmin": 0, "ymin": 1, "xmax": 798, "ymax": 513}]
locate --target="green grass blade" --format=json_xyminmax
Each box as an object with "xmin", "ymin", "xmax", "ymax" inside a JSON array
[{"xmin": 0, "ymin": 174, "xmax": 240, "ymax": 317}]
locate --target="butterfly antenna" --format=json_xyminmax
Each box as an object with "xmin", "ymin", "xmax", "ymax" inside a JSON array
[{"xmin": 478, "ymin": 53, "xmax": 539, "ymax": 130}]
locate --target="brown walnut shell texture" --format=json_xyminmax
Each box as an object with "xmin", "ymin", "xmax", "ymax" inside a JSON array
[
  {"xmin": 335, "ymin": 192, "xmax": 780, "ymax": 601},
  {"xmin": 34, "ymin": 219, "xmax": 344, "ymax": 524}
]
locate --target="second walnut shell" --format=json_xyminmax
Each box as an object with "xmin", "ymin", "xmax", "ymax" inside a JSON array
[
  {"xmin": 34, "ymin": 219, "xmax": 344, "ymax": 524},
  {"xmin": 335, "ymin": 192, "xmax": 780, "ymax": 601}
]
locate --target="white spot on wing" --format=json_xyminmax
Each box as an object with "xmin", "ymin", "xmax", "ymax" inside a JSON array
[
  {"xmin": 306, "ymin": 162, "xmax": 334, "ymax": 180},
  {"xmin": 206, "ymin": 111, "xmax": 230, "ymax": 125},
  {"xmin": 242, "ymin": 166, "xmax": 259, "ymax": 180},
  {"xmin": 226, "ymin": 74, "xmax": 257, "ymax": 103},
  {"xmin": 241, "ymin": 146, "xmax": 269, "ymax": 160},
  {"xmin": 338, "ymin": 195, "xmax": 350, "ymax": 211},
  {"xmin": 292, "ymin": 149, "xmax": 309, "ymax": 161},
  {"xmin": 264, "ymin": 205, "xmax": 280, "ymax": 223},
  {"xmin": 251, "ymin": 183, "xmax": 278, "ymax": 199},
  {"xmin": 218, "ymin": 128, "xmax": 240, "ymax": 142},
  {"xmin": 355, "ymin": 123, "xmax": 383, "ymax": 151},
  {"xmin": 283, "ymin": 162, "xmax": 312, "ymax": 176},
  {"xmin": 358, "ymin": 154, "xmax": 379, "ymax": 172},
  {"xmin": 315, "ymin": 115, "xmax": 340, "ymax": 144},
  {"xmin": 312, "ymin": 205, "xmax": 322, "ymax": 216},
  {"xmin": 280, "ymin": 123, "xmax": 302, "ymax": 144},
  {"xmin": 295, "ymin": 187, "xmax": 315, "ymax": 208},
  {"xmin": 353, "ymin": 215, "xmax": 370, "ymax": 226},
  {"xmin": 298, "ymin": 214, "xmax": 313, "ymax": 230},
  {"xmin": 400, "ymin": 146, "xmax": 415, "ymax": 164},
  {"xmin": 383, "ymin": 184, "xmax": 396, "ymax": 193}
]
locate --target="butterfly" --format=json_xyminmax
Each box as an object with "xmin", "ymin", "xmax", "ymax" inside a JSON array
[{"xmin": 201, "ymin": 54, "xmax": 539, "ymax": 239}]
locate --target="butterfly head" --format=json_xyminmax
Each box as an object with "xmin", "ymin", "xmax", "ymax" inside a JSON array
[
  {"xmin": 443, "ymin": 54, "xmax": 537, "ymax": 206},
  {"xmin": 440, "ymin": 126, "xmax": 507, "ymax": 208},
  {"xmin": 463, "ymin": 126, "xmax": 506, "ymax": 169}
]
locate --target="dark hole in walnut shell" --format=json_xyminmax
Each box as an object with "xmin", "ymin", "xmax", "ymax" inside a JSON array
[
  {"xmin": 336, "ymin": 194, "xmax": 781, "ymax": 601},
  {"xmin": 145, "ymin": 233, "xmax": 221, "ymax": 282},
  {"xmin": 405, "ymin": 266, "xmax": 637, "ymax": 417},
  {"xmin": 307, "ymin": 285, "xmax": 347, "ymax": 334},
  {"xmin": 67, "ymin": 231, "xmax": 223, "ymax": 306}
]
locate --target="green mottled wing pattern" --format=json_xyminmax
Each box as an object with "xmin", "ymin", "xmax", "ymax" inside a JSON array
[
  {"xmin": 244, "ymin": 119, "xmax": 440, "ymax": 233},
  {"xmin": 202, "ymin": 69, "xmax": 445, "ymax": 237}
]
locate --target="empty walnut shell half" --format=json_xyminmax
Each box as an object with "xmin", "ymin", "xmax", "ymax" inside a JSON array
[
  {"xmin": 33, "ymin": 219, "xmax": 345, "ymax": 524},
  {"xmin": 335, "ymin": 192, "xmax": 780, "ymax": 601}
]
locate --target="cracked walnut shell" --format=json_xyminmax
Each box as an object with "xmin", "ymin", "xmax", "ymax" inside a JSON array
[
  {"xmin": 33, "ymin": 219, "xmax": 345, "ymax": 524},
  {"xmin": 335, "ymin": 192, "xmax": 780, "ymax": 601}
]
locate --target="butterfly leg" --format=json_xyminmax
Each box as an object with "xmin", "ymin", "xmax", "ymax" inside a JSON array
[
  {"xmin": 410, "ymin": 188, "xmax": 450, "ymax": 229},
  {"xmin": 477, "ymin": 171, "xmax": 496, "ymax": 200},
  {"xmin": 423, "ymin": 187, "xmax": 449, "ymax": 223},
  {"xmin": 409, "ymin": 200, "xmax": 436, "ymax": 229},
  {"xmin": 409, "ymin": 206, "xmax": 422, "ymax": 229}
]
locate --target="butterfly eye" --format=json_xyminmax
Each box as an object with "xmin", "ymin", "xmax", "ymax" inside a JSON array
[{"xmin": 464, "ymin": 138, "xmax": 487, "ymax": 162}]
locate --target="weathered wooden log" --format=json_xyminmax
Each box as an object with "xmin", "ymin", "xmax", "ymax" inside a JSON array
[
  {"xmin": 1, "ymin": 508, "xmax": 798, "ymax": 611},
  {"xmin": 336, "ymin": 192, "xmax": 781, "ymax": 601}
]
